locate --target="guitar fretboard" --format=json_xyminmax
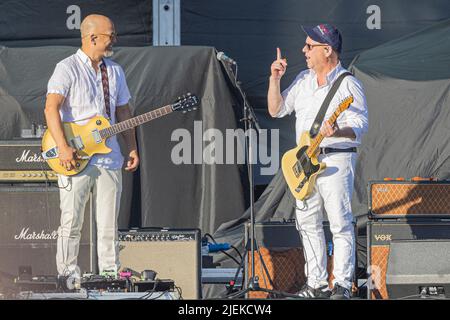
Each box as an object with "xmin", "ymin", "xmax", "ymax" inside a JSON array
[
  {"xmin": 100, "ymin": 105, "xmax": 173, "ymax": 138},
  {"xmin": 305, "ymin": 107, "xmax": 342, "ymax": 158}
]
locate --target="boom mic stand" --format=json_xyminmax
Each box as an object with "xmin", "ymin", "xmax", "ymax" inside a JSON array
[{"xmin": 218, "ymin": 55, "xmax": 292, "ymax": 299}]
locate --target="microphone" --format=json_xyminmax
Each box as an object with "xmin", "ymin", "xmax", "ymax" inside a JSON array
[{"xmin": 217, "ymin": 52, "xmax": 236, "ymax": 65}]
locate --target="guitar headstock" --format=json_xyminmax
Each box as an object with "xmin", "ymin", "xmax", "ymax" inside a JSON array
[
  {"xmin": 172, "ymin": 93, "xmax": 200, "ymax": 113},
  {"xmin": 338, "ymin": 95, "xmax": 354, "ymax": 112}
]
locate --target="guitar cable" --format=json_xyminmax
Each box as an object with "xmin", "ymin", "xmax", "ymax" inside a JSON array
[{"xmin": 40, "ymin": 161, "xmax": 74, "ymax": 284}]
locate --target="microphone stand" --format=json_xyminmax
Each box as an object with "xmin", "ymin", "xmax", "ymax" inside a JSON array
[{"xmin": 219, "ymin": 59, "xmax": 292, "ymax": 299}]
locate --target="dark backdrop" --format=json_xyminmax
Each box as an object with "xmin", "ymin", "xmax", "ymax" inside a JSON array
[{"xmin": 0, "ymin": 45, "xmax": 248, "ymax": 234}]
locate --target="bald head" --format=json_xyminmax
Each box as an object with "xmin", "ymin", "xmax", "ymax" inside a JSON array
[
  {"xmin": 81, "ymin": 14, "xmax": 114, "ymax": 38},
  {"xmin": 80, "ymin": 14, "xmax": 116, "ymax": 62}
]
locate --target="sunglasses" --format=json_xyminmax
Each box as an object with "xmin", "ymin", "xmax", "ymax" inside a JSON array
[
  {"xmin": 96, "ymin": 33, "xmax": 118, "ymax": 41},
  {"xmin": 304, "ymin": 43, "xmax": 329, "ymax": 51}
]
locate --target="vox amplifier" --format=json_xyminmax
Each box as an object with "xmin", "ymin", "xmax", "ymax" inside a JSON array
[
  {"xmin": 244, "ymin": 221, "xmax": 348, "ymax": 298},
  {"xmin": 367, "ymin": 219, "xmax": 450, "ymax": 299},
  {"xmin": 369, "ymin": 180, "xmax": 450, "ymax": 218}
]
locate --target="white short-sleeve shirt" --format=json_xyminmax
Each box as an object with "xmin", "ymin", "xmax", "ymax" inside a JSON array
[{"xmin": 47, "ymin": 49, "xmax": 131, "ymax": 169}]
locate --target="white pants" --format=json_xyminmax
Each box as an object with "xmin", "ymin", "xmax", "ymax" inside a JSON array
[
  {"xmin": 56, "ymin": 165, "xmax": 122, "ymax": 276},
  {"xmin": 295, "ymin": 152, "xmax": 356, "ymax": 290}
]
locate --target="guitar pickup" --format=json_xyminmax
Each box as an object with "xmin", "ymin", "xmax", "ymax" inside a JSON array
[
  {"xmin": 91, "ymin": 129, "xmax": 102, "ymax": 144},
  {"xmin": 69, "ymin": 136, "xmax": 84, "ymax": 150}
]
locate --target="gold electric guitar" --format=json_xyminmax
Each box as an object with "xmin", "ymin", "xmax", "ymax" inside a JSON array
[
  {"xmin": 41, "ymin": 93, "xmax": 200, "ymax": 176},
  {"xmin": 281, "ymin": 95, "xmax": 354, "ymax": 200}
]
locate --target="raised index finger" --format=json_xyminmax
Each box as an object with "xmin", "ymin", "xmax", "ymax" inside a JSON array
[{"xmin": 277, "ymin": 47, "xmax": 281, "ymax": 60}]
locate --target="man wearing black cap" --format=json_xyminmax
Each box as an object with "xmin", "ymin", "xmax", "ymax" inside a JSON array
[{"xmin": 268, "ymin": 24, "xmax": 368, "ymax": 299}]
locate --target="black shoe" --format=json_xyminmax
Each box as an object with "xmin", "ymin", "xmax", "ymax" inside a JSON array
[
  {"xmin": 330, "ymin": 284, "xmax": 351, "ymax": 300},
  {"xmin": 297, "ymin": 284, "xmax": 331, "ymax": 299}
]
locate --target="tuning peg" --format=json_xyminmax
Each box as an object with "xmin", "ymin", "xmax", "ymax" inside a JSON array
[
  {"xmin": 192, "ymin": 107, "xmax": 197, "ymax": 110},
  {"xmin": 182, "ymin": 110, "xmax": 187, "ymax": 114}
]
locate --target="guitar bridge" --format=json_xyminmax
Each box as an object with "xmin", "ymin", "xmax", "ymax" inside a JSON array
[
  {"xmin": 292, "ymin": 162, "xmax": 301, "ymax": 178},
  {"xmin": 295, "ymin": 178, "xmax": 306, "ymax": 193}
]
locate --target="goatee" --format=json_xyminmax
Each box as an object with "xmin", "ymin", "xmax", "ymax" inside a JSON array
[{"xmin": 104, "ymin": 50, "xmax": 114, "ymax": 58}]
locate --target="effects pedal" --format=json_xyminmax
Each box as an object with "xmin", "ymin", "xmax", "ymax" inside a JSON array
[
  {"xmin": 132, "ymin": 279, "xmax": 175, "ymax": 292},
  {"xmin": 80, "ymin": 274, "xmax": 128, "ymax": 292}
]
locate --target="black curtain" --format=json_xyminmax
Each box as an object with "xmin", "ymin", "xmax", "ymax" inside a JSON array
[{"xmin": 0, "ymin": 45, "xmax": 249, "ymax": 234}]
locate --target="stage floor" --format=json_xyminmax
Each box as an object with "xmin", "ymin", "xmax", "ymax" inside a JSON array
[{"xmin": 17, "ymin": 290, "xmax": 180, "ymax": 300}]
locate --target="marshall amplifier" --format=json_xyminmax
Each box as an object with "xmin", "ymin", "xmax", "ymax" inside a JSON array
[
  {"xmin": 0, "ymin": 139, "xmax": 57, "ymax": 182},
  {"xmin": 369, "ymin": 180, "xmax": 450, "ymax": 218},
  {"xmin": 0, "ymin": 186, "xmax": 95, "ymax": 283},
  {"xmin": 118, "ymin": 228, "xmax": 201, "ymax": 299},
  {"xmin": 367, "ymin": 219, "xmax": 450, "ymax": 299}
]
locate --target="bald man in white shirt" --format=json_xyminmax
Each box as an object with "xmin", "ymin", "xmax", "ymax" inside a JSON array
[
  {"xmin": 44, "ymin": 14, "xmax": 139, "ymax": 279},
  {"xmin": 268, "ymin": 24, "xmax": 368, "ymax": 299}
]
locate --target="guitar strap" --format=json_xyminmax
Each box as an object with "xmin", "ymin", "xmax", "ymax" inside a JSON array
[
  {"xmin": 100, "ymin": 61, "xmax": 111, "ymax": 119},
  {"xmin": 309, "ymin": 71, "xmax": 352, "ymax": 138}
]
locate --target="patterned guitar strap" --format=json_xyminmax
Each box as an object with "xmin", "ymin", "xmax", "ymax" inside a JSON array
[{"xmin": 100, "ymin": 61, "xmax": 111, "ymax": 119}]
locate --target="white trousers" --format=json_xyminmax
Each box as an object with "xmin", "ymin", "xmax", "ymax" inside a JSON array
[
  {"xmin": 295, "ymin": 152, "xmax": 356, "ymax": 290},
  {"xmin": 56, "ymin": 165, "xmax": 122, "ymax": 276}
]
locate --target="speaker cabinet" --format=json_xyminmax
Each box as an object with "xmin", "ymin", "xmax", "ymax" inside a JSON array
[
  {"xmin": 368, "ymin": 220, "xmax": 450, "ymax": 299},
  {"xmin": 118, "ymin": 229, "xmax": 201, "ymax": 299},
  {"xmin": 386, "ymin": 240, "xmax": 450, "ymax": 299},
  {"xmin": 244, "ymin": 221, "xmax": 337, "ymax": 298},
  {"xmin": 369, "ymin": 181, "xmax": 450, "ymax": 218},
  {"xmin": 0, "ymin": 185, "xmax": 94, "ymax": 279}
]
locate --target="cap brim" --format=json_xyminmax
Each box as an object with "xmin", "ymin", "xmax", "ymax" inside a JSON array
[{"xmin": 301, "ymin": 25, "xmax": 326, "ymax": 44}]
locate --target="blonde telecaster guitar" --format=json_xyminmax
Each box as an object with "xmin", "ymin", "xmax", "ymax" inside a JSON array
[
  {"xmin": 281, "ymin": 95, "xmax": 354, "ymax": 200},
  {"xmin": 41, "ymin": 93, "xmax": 199, "ymax": 176}
]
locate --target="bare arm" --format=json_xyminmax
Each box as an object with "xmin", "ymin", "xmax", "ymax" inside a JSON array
[
  {"xmin": 268, "ymin": 47, "xmax": 288, "ymax": 117},
  {"xmin": 116, "ymin": 104, "xmax": 139, "ymax": 172},
  {"xmin": 268, "ymin": 77, "xmax": 283, "ymax": 117},
  {"xmin": 44, "ymin": 93, "xmax": 78, "ymax": 170}
]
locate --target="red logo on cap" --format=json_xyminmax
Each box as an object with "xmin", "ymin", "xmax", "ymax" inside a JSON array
[{"xmin": 318, "ymin": 24, "xmax": 329, "ymax": 35}]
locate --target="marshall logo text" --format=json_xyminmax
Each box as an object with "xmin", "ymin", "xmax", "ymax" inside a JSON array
[
  {"xmin": 14, "ymin": 227, "xmax": 58, "ymax": 240},
  {"xmin": 15, "ymin": 150, "xmax": 46, "ymax": 163}
]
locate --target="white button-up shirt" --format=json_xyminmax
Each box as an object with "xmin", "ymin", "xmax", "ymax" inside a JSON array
[
  {"xmin": 276, "ymin": 62, "xmax": 368, "ymax": 148},
  {"xmin": 47, "ymin": 49, "xmax": 131, "ymax": 169}
]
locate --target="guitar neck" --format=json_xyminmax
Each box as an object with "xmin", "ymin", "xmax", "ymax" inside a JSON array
[
  {"xmin": 100, "ymin": 105, "xmax": 173, "ymax": 138},
  {"xmin": 306, "ymin": 109, "xmax": 342, "ymax": 158}
]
